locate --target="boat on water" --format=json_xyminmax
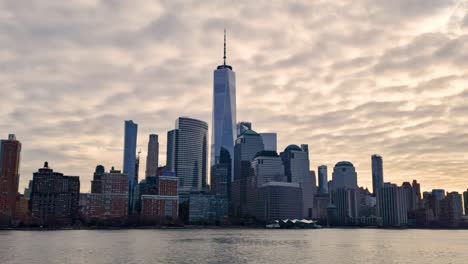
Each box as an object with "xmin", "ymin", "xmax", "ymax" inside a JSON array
[{"xmin": 266, "ymin": 219, "xmax": 322, "ymax": 229}]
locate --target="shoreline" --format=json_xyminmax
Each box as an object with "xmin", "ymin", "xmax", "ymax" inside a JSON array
[{"xmin": 2, "ymin": 225, "xmax": 468, "ymax": 231}]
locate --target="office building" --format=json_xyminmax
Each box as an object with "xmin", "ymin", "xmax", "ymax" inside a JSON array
[
  {"xmin": 280, "ymin": 144, "xmax": 316, "ymax": 218},
  {"xmin": 0, "ymin": 134, "xmax": 21, "ymax": 223},
  {"xmin": 236, "ymin": 121, "xmax": 252, "ymax": 137},
  {"xmin": 401, "ymin": 182, "xmax": 419, "ymax": 213},
  {"xmin": 211, "ymin": 30, "xmax": 236, "ymax": 200},
  {"xmin": 371, "ymin": 154, "xmax": 383, "ymax": 195},
  {"xmin": 189, "ymin": 193, "xmax": 228, "ymax": 224},
  {"xmin": 329, "ymin": 188, "xmax": 359, "ymax": 225},
  {"xmin": 145, "ymin": 134, "xmax": 159, "ymax": 178},
  {"xmin": 331, "ymin": 161, "xmax": 358, "ymax": 189},
  {"xmin": 123, "ymin": 120, "xmax": 138, "ymax": 214},
  {"xmin": 232, "ymin": 129, "xmax": 264, "ymax": 216},
  {"xmin": 30, "ymin": 162, "xmax": 80, "ymax": 226},
  {"xmin": 259, "ymin": 133, "xmax": 277, "ymax": 152},
  {"xmin": 167, "ymin": 117, "xmax": 208, "ymax": 193},
  {"xmin": 377, "ymin": 183, "xmax": 408, "ymax": 227},
  {"xmin": 464, "ymin": 190, "xmax": 468, "ymax": 216},
  {"xmin": 123, "ymin": 120, "xmax": 138, "ymax": 186},
  {"xmin": 440, "ymin": 192, "xmax": 463, "ymax": 226},
  {"xmin": 318, "ymin": 165, "xmax": 328, "ymax": 194},
  {"xmin": 432, "ymin": 189, "xmax": 446, "ymax": 201},
  {"xmin": 257, "ymin": 181, "xmax": 303, "ymax": 222},
  {"xmin": 251, "ymin": 151, "xmax": 285, "ymax": 187}
]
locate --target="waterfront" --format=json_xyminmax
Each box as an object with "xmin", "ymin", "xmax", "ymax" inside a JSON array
[{"xmin": 1, "ymin": 229, "xmax": 467, "ymax": 264}]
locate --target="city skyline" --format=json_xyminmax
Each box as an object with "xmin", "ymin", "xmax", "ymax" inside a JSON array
[{"xmin": 1, "ymin": 1, "xmax": 468, "ymax": 194}]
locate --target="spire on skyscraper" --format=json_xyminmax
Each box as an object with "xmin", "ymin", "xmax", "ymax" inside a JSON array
[{"xmin": 223, "ymin": 28, "xmax": 226, "ymax": 66}]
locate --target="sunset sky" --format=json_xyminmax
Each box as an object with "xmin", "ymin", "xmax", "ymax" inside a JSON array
[{"xmin": 1, "ymin": 0, "xmax": 467, "ymax": 193}]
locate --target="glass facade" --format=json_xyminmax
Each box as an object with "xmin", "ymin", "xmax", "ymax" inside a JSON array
[
  {"xmin": 171, "ymin": 117, "xmax": 208, "ymax": 193},
  {"xmin": 211, "ymin": 65, "xmax": 236, "ymax": 186}
]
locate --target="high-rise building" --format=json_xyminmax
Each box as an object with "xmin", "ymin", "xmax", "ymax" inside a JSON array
[
  {"xmin": 0, "ymin": 134, "xmax": 21, "ymax": 222},
  {"xmin": 30, "ymin": 162, "xmax": 80, "ymax": 226},
  {"xmin": 318, "ymin": 165, "xmax": 328, "ymax": 194},
  {"xmin": 123, "ymin": 120, "xmax": 138, "ymax": 187},
  {"xmin": 280, "ymin": 144, "xmax": 315, "ymax": 218},
  {"xmin": 412, "ymin": 180, "xmax": 422, "ymax": 201},
  {"xmin": 91, "ymin": 165, "xmax": 105, "ymax": 193},
  {"xmin": 257, "ymin": 181, "xmax": 303, "ymax": 222},
  {"xmin": 401, "ymin": 182, "xmax": 419, "ymax": 213},
  {"xmin": 234, "ymin": 130, "xmax": 264, "ymax": 181},
  {"xmin": 166, "ymin": 129, "xmax": 177, "ymax": 172},
  {"xmin": 371, "ymin": 154, "xmax": 383, "ymax": 195},
  {"xmin": 145, "ymin": 134, "xmax": 159, "ymax": 178},
  {"xmin": 331, "ymin": 161, "xmax": 358, "ymax": 189},
  {"xmin": 259, "ymin": 133, "xmax": 277, "ymax": 152},
  {"xmin": 251, "ymin": 151, "xmax": 285, "ymax": 187},
  {"xmin": 211, "ymin": 30, "xmax": 237, "ymax": 196},
  {"xmin": 432, "ymin": 189, "xmax": 446, "ymax": 201},
  {"xmin": 377, "ymin": 183, "xmax": 408, "ymax": 227},
  {"xmin": 232, "ymin": 129, "xmax": 264, "ymax": 217},
  {"xmin": 440, "ymin": 192, "xmax": 463, "ymax": 226},
  {"xmin": 464, "ymin": 190, "xmax": 468, "ymax": 216},
  {"xmin": 168, "ymin": 117, "xmax": 208, "ymax": 193},
  {"xmin": 236, "ymin": 121, "xmax": 252, "ymax": 137},
  {"xmin": 123, "ymin": 120, "xmax": 138, "ymax": 214},
  {"xmin": 329, "ymin": 188, "xmax": 359, "ymax": 225}
]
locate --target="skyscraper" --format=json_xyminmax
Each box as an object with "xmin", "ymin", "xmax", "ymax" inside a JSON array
[
  {"xmin": 464, "ymin": 190, "xmax": 468, "ymax": 216},
  {"xmin": 280, "ymin": 145, "xmax": 315, "ymax": 218},
  {"xmin": 123, "ymin": 120, "xmax": 138, "ymax": 214},
  {"xmin": 377, "ymin": 183, "xmax": 408, "ymax": 227},
  {"xmin": 234, "ymin": 129, "xmax": 264, "ymax": 181},
  {"xmin": 318, "ymin": 165, "xmax": 328, "ymax": 194},
  {"xmin": 251, "ymin": 151, "xmax": 285, "ymax": 187},
  {"xmin": 259, "ymin": 133, "xmax": 277, "ymax": 152},
  {"xmin": 123, "ymin": 120, "xmax": 138, "ymax": 186},
  {"xmin": 145, "ymin": 134, "xmax": 159, "ymax": 178},
  {"xmin": 371, "ymin": 154, "xmax": 383, "ymax": 195},
  {"xmin": 168, "ymin": 117, "xmax": 208, "ymax": 193},
  {"xmin": 0, "ymin": 134, "xmax": 21, "ymax": 222},
  {"xmin": 211, "ymin": 30, "xmax": 237, "ymax": 194},
  {"xmin": 166, "ymin": 129, "xmax": 178, "ymax": 172},
  {"xmin": 236, "ymin": 121, "xmax": 252, "ymax": 137},
  {"xmin": 231, "ymin": 129, "xmax": 264, "ymax": 216},
  {"xmin": 332, "ymin": 161, "xmax": 358, "ymax": 189}
]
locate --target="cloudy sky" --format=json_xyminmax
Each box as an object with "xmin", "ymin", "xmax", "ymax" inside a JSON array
[{"xmin": 1, "ymin": 0, "xmax": 467, "ymax": 193}]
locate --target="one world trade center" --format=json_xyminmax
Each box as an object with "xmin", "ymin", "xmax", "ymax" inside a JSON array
[{"xmin": 211, "ymin": 30, "xmax": 236, "ymax": 199}]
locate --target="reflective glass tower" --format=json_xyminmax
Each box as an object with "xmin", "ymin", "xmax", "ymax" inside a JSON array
[
  {"xmin": 211, "ymin": 30, "xmax": 236, "ymax": 195},
  {"xmin": 168, "ymin": 117, "xmax": 208, "ymax": 193},
  {"xmin": 123, "ymin": 120, "xmax": 138, "ymax": 214},
  {"xmin": 371, "ymin": 154, "xmax": 384, "ymax": 195}
]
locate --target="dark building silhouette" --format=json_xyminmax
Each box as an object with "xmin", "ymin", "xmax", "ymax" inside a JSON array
[
  {"xmin": 464, "ymin": 190, "xmax": 468, "ymax": 216},
  {"xmin": 317, "ymin": 165, "xmax": 328, "ymax": 194},
  {"xmin": 371, "ymin": 154, "xmax": 383, "ymax": 195},
  {"xmin": 232, "ymin": 129, "xmax": 263, "ymax": 217},
  {"xmin": 30, "ymin": 162, "xmax": 80, "ymax": 226},
  {"xmin": 145, "ymin": 134, "xmax": 159, "ymax": 178},
  {"xmin": 91, "ymin": 165, "xmax": 105, "ymax": 194},
  {"xmin": 0, "ymin": 134, "xmax": 21, "ymax": 224}
]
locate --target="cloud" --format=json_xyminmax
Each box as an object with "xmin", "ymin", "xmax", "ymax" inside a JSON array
[{"xmin": 0, "ymin": 0, "xmax": 467, "ymax": 193}]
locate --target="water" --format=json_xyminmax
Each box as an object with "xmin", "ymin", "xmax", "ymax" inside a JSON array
[{"xmin": 1, "ymin": 229, "xmax": 467, "ymax": 264}]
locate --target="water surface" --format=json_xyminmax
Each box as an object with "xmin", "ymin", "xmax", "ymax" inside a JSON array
[{"xmin": 1, "ymin": 229, "xmax": 467, "ymax": 264}]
